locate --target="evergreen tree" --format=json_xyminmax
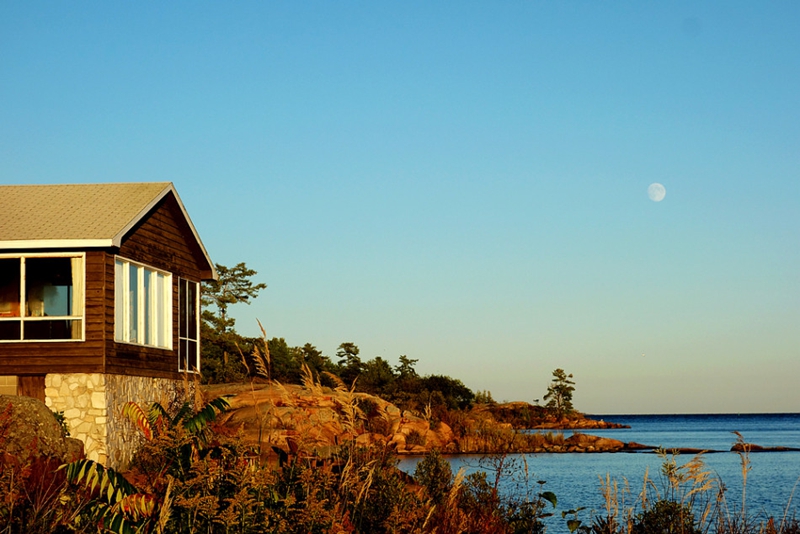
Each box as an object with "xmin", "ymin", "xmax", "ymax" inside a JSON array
[
  {"xmin": 543, "ymin": 368, "xmax": 576, "ymax": 418},
  {"xmin": 200, "ymin": 262, "xmax": 266, "ymax": 383}
]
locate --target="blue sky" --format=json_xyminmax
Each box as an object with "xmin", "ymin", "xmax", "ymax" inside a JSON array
[{"xmin": 2, "ymin": 2, "xmax": 798, "ymax": 413}]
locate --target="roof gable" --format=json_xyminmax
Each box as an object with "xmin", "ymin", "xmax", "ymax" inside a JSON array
[{"xmin": 0, "ymin": 182, "xmax": 216, "ymax": 279}]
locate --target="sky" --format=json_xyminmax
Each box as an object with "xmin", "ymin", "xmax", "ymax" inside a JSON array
[{"xmin": 1, "ymin": 2, "xmax": 798, "ymax": 414}]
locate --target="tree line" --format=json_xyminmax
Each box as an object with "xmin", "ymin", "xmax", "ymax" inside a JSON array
[{"xmin": 201, "ymin": 262, "xmax": 575, "ymax": 418}]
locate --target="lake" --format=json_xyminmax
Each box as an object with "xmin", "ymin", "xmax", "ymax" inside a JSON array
[{"xmin": 397, "ymin": 413, "xmax": 800, "ymax": 530}]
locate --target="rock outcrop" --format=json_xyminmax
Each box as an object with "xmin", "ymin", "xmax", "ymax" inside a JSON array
[
  {"xmin": 209, "ymin": 384, "xmax": 631, "ymax": 458},
  {"xmin": 0, "ymin": 395, "xmax": 84, "ymax": 464},
  {"xmin": 731, "ymin": 442, "xmax": 800, "ymax": 453},
  {"xmin": 483, "ymin": 402, "xmax": 629, "ymax": 430},
  {"xmin": 564, "ymin": 433, "xmax": 626, "ymax": 452},
  {"xmin": 216, "ymin": 383, "xmax": 460, "ymax": 457}
]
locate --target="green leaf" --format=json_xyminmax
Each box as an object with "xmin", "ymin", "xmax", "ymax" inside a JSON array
[
  {"xmin": 540, "ymin": 491, "xmax": 557, "ymax": 508},
  {"xmin": 62, "ymin": 459, "xmax": 138, "ymax": 504},
  {"xmin": 147, "ymin": 402, "xmax": 170, "ymax": 426},
  {"xmin": 171, "ymin": 401, "xmax": 193, "ymax": 426},
  {"xmin": 567, "ymin": 519, "xmax": 582, "ymax": 533},
  {"xmin": 183, "ymin": 397, "xmax": 230, "ymax": 435}
]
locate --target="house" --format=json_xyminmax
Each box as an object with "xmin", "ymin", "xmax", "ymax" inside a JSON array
[{"xmin": 0, "ymin": 182, "xmax": 217, "ymax": 466}]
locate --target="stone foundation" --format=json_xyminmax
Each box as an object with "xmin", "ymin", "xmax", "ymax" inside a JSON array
[{"xmin": 45, "ymin": 373, "xmax": 195, "ymax": 469}]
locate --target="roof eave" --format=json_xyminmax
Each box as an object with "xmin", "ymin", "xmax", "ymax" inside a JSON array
[
  {"xmin": 0, "ymin": 239, "xmax": 114, "ymax": 250},
  {"xmin": 109, "ymin": 183, "xmax": 218, "ymax": 281}
]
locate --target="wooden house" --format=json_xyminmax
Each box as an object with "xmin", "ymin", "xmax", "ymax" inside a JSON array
[{"xmin": 0, "ymin": 182, "xmax": 217, "ymax": 466}]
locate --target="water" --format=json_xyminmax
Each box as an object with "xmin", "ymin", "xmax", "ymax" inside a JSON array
[{"xmin": 397, "ymin": 413, "xmax": 800, "ymax": 529}]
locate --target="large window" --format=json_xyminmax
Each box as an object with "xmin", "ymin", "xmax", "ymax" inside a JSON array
[
  {"xmin": 115, "ymin": 258, "xmax": 172, "ymax": 349},
  {"xmin": 0, "ymin": 254, "xmax": 84, "ymax": 341},
  {"xmin": 178, "ymin": 278, "xmax": 199, "ymax": 372}
]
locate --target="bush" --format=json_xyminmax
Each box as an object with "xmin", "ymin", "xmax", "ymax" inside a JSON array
[
  {"xmin": 414, "ymin": 450, "xmax": 453, "ymax": 505},
  {"xmin": 406, "ymin": 429, "xmax": 426, "ymax": 447},
  {"xmin": 632, "ymin": 500, "xmax": 700, "ymax": 534}
]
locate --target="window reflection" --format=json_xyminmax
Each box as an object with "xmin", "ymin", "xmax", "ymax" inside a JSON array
[
  {"xmin": 0, "ymin": 255, "xmax": 84, "ymax": 341},
  {"xmin": 0, "ymin": 259, "xmax": 21, "ymax": 318}
]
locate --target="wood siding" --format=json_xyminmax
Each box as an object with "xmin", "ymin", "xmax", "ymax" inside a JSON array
[
  {"xmin": 17, "ymin": 375, "xmax": 45, "ymax": 402},
  {"xmin": 116, "ymin": 194, "xmax": 207, "ymax": 281},
  {"xmin": 106, "ymin": 193, "xmax": 206, "ymax": 379}
]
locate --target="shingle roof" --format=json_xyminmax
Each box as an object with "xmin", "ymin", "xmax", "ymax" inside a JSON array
[
  {"xmin": 0, "ymin": 182, "xmax": 215, "ymax": 278},
  {"xmin": 0, "ymin": 182, "xmax": 172, "ymax": 243}
]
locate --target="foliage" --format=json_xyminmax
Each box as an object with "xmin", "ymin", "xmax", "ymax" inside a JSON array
[
  {"xmin": 415, "ymin": 449, "xmax": 453, "ymax": 505},
  {"xmin": 631, "ymin": 499, "xmax": 700, "ymax": 534},
  {"xmin": 5, "ymin": 394, "xmax": 800, "ymax": 534},
  {"xmin": 198, "ymin": 261, "xmax": 476, "ymax": 415},
  {"xmin": 543, "ymin": 368, "xmax": 576, "ymax": 418},
  {"xmin": 201, "ymin": 262, "xmax": 266, "ymax": 384},
  {"xmin": 0, "ymin": 403, "xmax": 88, "ymax": 534},
  {"xmin": 405, "ymin": 429, "xmax": 426, "ymax": 447},
  {"xmin": 61, "ymin": 459, "xmax": 154, "ymax": 534},
  {"xmin": 51, "ymin": 409, "xmax": 70, "ymax": 437},
  {"xmin": 201, "ymin": 262, "xmax": 268, "ymax": 333},
  {"xmin": 474, "ymin": 390, "xmax": 496, "ymax": 405},
  {"xmin": 451, "ymin": 454, "xmax": 556, "ymax": 534},
  {"xmin": 488, "ymin": 402, "xmax": 552, "ymax": 428},
  {"xmin": 336, "ymin": 342, "xmax": 364, "ymax": 387}
]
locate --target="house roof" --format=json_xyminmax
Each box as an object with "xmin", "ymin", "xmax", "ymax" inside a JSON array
[{"xmin": 0, "ymin": 182, "xmax": 216, "ymax": 279}]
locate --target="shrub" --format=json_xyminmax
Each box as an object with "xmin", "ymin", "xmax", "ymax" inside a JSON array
[
  {"xmin": 406, "ymin": 429, "xmax": 426, "ymax": 447},
  {"xmin": 415, "ymin": 449, "xmax": 453, "ymax": 505},
  {"xmin": 632, "ymin": 499, "xmax": 700, "ymax": 534}
]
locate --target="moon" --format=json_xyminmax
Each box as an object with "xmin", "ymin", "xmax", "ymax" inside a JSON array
[{"xmin": 648, "ymin": 183, "xmax": 666, "ymax": 202}]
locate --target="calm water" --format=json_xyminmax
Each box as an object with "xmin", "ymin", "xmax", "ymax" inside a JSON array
[{"xmin": 397, "ymin": 413, "xmax": 800, "ymax": 529}]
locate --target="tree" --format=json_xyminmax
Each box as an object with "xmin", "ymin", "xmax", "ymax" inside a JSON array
[
  {"xmin": 200, "ymin": 262, "xmax": 267, "ymax": 383},
  {"xmin": 298, "ymin": 343, "xmax": 334, "ymax": 375},
  {"xmin": 360, "ymin": 357, "xmax": 396, "ymax": 395},
  {"xmin": 395, "ymin": 355, "xmax": 419, "ymax": 380},
  {"xmin": 420, "ymin": 375, "xmax": 474, "ymax": 410},
  {"xmin": 267, "ymin": 337, "xmax": 302, "ymax": 383},
  {"xmin": 543, "ymin": 368, "xmax": 576, "ymax": 418},
  {"xmin": 336, "ymin": 342, "xmax": 363, "ymax": 386},
  {"xmin": 201, "ymin": 262, "xmax": 267, "ymax": 334}
]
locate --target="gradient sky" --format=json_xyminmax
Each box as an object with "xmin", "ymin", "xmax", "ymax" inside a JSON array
[{"xmin": 2, "ymin": 2, "xmax": 798, "ymax": 414}]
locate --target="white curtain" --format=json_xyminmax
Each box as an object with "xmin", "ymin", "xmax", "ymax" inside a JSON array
[{"xmin": 71, "ymin": 257, "xmax": 84, "ymax": 339}]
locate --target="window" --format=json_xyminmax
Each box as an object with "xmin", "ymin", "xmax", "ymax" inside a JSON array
[
  {"xmin": 115, "ymin": 258, "xmax": 171, "ymax": 349},
  {"xmin": 178, "ymin": 278, "xmax": 199, "ymax": 372},
  {"xmin": 0, "ymin": 254, "xmax": 84, "ymax": 341}
]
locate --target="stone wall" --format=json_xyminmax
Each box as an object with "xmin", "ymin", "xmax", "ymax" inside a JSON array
[{"xmin": 45, "ymin": 373, "xmax": 194, "ymax": 469}]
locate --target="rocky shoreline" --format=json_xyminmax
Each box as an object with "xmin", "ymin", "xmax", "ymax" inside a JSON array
[
  {"xmin": 3, "ymin": 390, "xmax": 798, "ymax": 468},
  {"xmin": 207, "ymin": 384, "xmax": 800, "ymax": 458}
]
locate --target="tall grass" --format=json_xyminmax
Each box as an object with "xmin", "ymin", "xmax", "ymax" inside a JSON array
[{"xmin": 583, "ymin": 444, "xmax": 800, "ymax": 534}]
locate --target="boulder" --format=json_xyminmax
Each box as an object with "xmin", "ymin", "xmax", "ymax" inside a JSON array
[{"xmin": 0, "ymin": 395, "xmax": 84, "ymax": 464}]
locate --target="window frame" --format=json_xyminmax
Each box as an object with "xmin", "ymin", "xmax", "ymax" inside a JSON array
[
  {"xmin": 114, "ymin": 256, "xmax": 173, "ymax": 350},
  {"xmin": 178, "ymin": 278, "xmax": 200, "ymax": 373},
  {"xmin": 0, "ymin": 252, "xmax": 85, "ymax": 343}
]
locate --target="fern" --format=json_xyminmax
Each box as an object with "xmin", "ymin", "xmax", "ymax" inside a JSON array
[
  {"xmin": 169, "ymin": 401, "xmax": 193, "ymax": 427},
  {"xmin": 121, "ymin": 401, "xmax": 154, "ymax": 441},
  {"xmin": 148, "ymin": 402, "xmax": 171, "ymax": 428},
  {"xmin": 112, "ymin": 493, "xmax": 157, "ymax": 521},
  {"xmin": 123, "ymin": 398, "xmax": 229, "ymax": 442},
  {"xmin": 62, "ymin": 459, "xmax": 138, "ymax": 503},
  {"xmin": 61, "ymin": 459, "xmax": 156, "ymax": 534},
  {"xmin": 183, "ymin": 397, "xmax": 230, "ymax": 435}
]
